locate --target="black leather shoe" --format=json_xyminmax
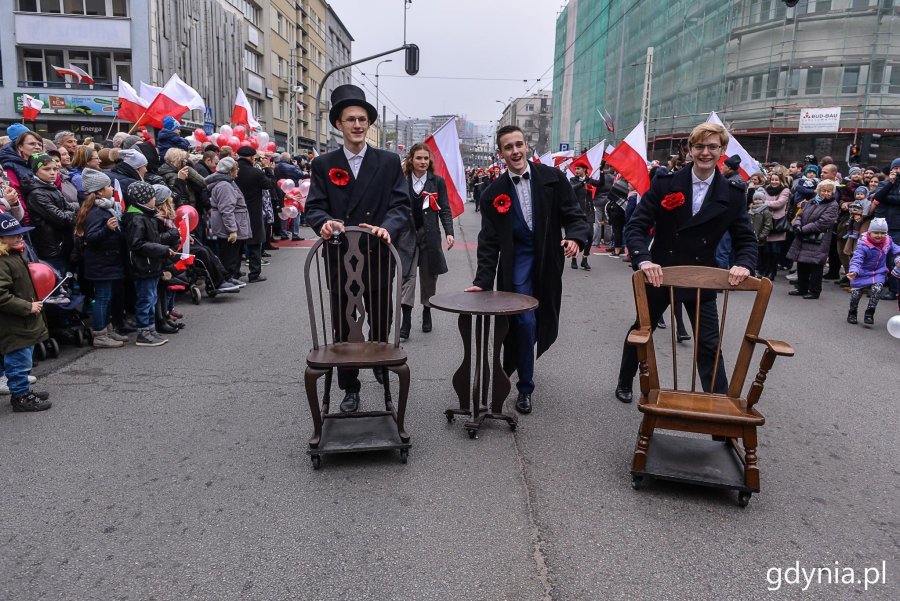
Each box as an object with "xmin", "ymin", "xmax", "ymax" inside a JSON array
[
  {"xmin": 156, "ymin": 321, "xmax": 178, "ymax": 334},
  {"xmin": 374, "ymin": 367, "xmax": 384, "ymax": 385},
  {"xmin": 802, "ymin": 293, "xmax": 819, "ymax": 299},
  {"xmin": 788, "ymin": 290, "xmax": 806, "ymax": 296},
  {"xmin": 339, "ymin": 391, "xmax": 360, "ymax": 413},
  {"xmin": 676, "ymin": 331, "xmax": 691, "ymax": 342},
  {"xmin": 570, "ymin": 258, "xmax": 578, "ymax": 270},
  {"xmin": 615, "ymin": 384, "xmax": 633, "ymax": 403},
  {"xmin": 421, "ymin": 307, "xmax": 432, "ymax": 333},
  {"xmin": 248, "ymin": 276, "xmax": 267, "ymax": 283},
  {"xmin": 515, "ymin": 393, "xmax": 532, "ymax": 414}
]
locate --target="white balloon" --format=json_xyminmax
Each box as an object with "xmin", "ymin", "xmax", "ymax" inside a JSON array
[
  {"xmin": 219, "ymin": 124, "xmax": 233, "ymax": 139},
  {"xmin": 257, "ymin": 132, "xmax": 270, "ymax": 148},
  {"xmin": 887, "ymin": 315, "xmax": 900, "ymax": 339},
  {"xmin": 284, "ymin": 206, "xmax": 299, "ymax": 219}
]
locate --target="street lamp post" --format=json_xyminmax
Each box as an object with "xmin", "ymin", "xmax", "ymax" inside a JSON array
[{"xmin": 375, "ymin": 59, "xmax": 393, "ymax": 147}]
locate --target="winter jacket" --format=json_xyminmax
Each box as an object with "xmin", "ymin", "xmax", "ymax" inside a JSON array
[
  {"xmin": 234, "ymin": 158, "xmax": 274, "ymax": 244},
  {"xmin": 848, "ymin": 233, "xmax": 900, "ymax": 289},
  {"xmin": 158, "ymin": 163, "xmax": 192, "ymax": 207},
  {"xmin": 59, "ymin": 169, "xmax": 79, "ymax": 205},
  {"xmin": 274, "ymin": 161, "xmax": 306, "ymax": 183},
  {"xmin": 0, "ymin": 195, "xmax": 25, "ymax": 222},
  {"xmin": 69, "ymin": 167, "xmax": 85, "ymax": 195},
  {"xmin": 749, "ymin": 204, "xmax": 773, "ymax": 246},
  {"xmin": 763, "ymin": 186, "xmax": 790, "ymax": 242},
  {"xmin": 105, "ymin": 162, "xmax": 143, "ymax": 200},
  {"xmin": 0, "ymin": 242, "xmax": 48, "ymax": 354},
  {"xmin": 24, "ymin": 178, "xmax": 76, "ymax": 260},
  {"xmin": 206, "ymin": 173, "xmax": 251, "ymax": 240},
  {"xmin": 873, "ymin": 179, "xmax": 900, "ymax": 231},
  {"xmin": 156, "ymin": 129, "xmax": 189, "ymax": 163},
  {"xmin": 787, "ymin": 196, "xmax": 840, "ymax": 265},
  {"xmin": 0, "ymin": 142, "xmax": 35, "ymax": 223},
  {"xmin": 122, "ymin": 203, "xmax": 171, "ymax": 279},
  {"xmin": 83, "ymin": 204, "xmax": 127, "ymax": 281}
]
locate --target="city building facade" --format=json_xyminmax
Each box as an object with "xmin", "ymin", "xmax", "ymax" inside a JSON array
[
  {"xmin": 553, "ymin": 0, "xmax": 900, "ymax": 167},
  {"xmin": 497, "ymin": 93, "xmax": 552, "ymax": 155}
]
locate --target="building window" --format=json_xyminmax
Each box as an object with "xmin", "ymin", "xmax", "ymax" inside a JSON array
[
  {"xmin": 889, "ymin": 65, "xmax": 900, "ymax": 95},
  {"xmin": 786, "ymin": 69, "xmax": 800, "ymax": 96},
  {"xmin": 766, "ymin": 69, "xmax": 779, "ymax": 98},
  {"xmin": 841, "ymin": 66, "xmax": 860, "ymax": 94},
  {"xmin": 751, "ymin": 75, "xmax": 762, "ymax": 100},
  {"xmin": 18, "ymin": 47, "xmax": 128, "ymax": 89},
  {"xmin": 806, "ymin": 67, "xmax": 822, "ymax": 94},
  {"xmin": 869, "ymin": 60, "xmax": 885, "ymax": 93},
  {"xmin": 243, "ymin": 49, "xmax": 261, "ymax": 74},
  {"xmin": 525, "ymin": 104, "xmax": 534, "ymax": 112},
  {"xmin": 17, "ymin": 0, "xmax": 128, "ymax": 15},
  {"xmin": 224, "ymin": 0, "xmax": 259, "ymax": 26},
  {"xmin": 851, "ymin": 0, "xmax": 872, "ymax": 7}
]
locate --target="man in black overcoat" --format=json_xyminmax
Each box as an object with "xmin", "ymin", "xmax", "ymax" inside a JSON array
[
  {"xmin": 466, "ymin": 125, "xmax": 589, "ymax": 415},
  {"xmin": 615, "ymin": 123, "xmax": 758, "ymax": 403},
  {"xmin": 304, "ymin": 84, "xmax": 411, "ymax": 412},
  {"xmin": 234, "ymin": 145, "xmax": 274, "ymax": 282}
]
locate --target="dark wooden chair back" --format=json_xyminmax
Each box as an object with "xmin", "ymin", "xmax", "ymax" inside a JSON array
[
  {"xmin": 630, "ymin": 266, "xmax": 773, "ymax": 400},
  {"xmin": 304, "ymin": 226, "xmax": 402, "ymax": 350}
]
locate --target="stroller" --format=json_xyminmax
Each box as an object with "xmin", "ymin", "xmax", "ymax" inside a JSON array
[{"xmin": 28, "ymin": 257, "xmax": 93, "ymax": 359}]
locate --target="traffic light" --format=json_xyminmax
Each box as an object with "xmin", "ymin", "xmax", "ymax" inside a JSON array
[
  {"xmin": 405, "ymin": 44, "xmax": 419, "ymax": 76},
  {"xmin": 848, "ymin": 143, "xmax": 861, "ymax": 164},
  {"xmin": 860, "ymin": 133, "xmax": 881, "ymax": 164}
]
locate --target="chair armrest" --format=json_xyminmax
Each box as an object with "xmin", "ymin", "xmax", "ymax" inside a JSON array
[
  {"xmin": 627, "ymin": 328, "xmax": 652, "ymax": 347},
  {"xmin": 745, "ymin": 334, "xmax": 794, "ymax": 357}
]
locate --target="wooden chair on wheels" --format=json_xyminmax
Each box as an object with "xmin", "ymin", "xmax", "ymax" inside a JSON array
[
  {"xmin": 303, "ymin": 226, "xmax": 411, "ymax": 469},
  {"xmin": 627, "ymin": 266, "xmax": 794, "ymax": 507}
]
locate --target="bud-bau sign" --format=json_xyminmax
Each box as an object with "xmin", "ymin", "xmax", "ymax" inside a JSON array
[{"xmin": 798, "ymin": 107, "xmax": 841, "ymax": 133}]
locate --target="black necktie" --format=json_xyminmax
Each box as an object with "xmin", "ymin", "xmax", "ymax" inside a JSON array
[{"xmin": 511, "ymin": 172, "xmax": 530, "ymax": 185}]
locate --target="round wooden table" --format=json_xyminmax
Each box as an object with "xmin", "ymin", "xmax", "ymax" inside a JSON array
[{"xmin": 429, "ymin": 291, "xmax": 539, "ymax": 438}]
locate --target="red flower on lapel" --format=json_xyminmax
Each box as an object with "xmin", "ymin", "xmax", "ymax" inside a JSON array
[
  {"xmin": 493, "ymin": 194, "xmax": 511, "ymax": 214},
  {"xmin": 328, "ymin": 168, "xmax": 350, "ymax": 187},
  {"xmin": 661, "ymin": 192, "xmax": 686, "ymax": 211}
]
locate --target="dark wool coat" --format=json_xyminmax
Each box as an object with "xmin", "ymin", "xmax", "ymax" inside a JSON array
[
  {"xmin": 787, "ymin": 197, "xmax": 840, "ymax": 265},
  {"xmin": 83, "ymin": 205, "xmax": 127, "ymax": 281},
  {"xmin": 24, "ymin": 178, "xmax": 76, "ymax": 260},
  {"xmin": 234, "ymin": 158, "xmax": 274, "ymax": 244},
  {"xmin": 123, "ymin": 204, "xmax": 171, "ymax": 279},
  {"xmin": 0, "ymin": 243, "xmax": 48, "ymax": 354},
  {"xmin": 397, "ymin": 171, "xmax": 454, "ymax": 277},
  {"xmin": 473, "ymin": 161, "xmax": 590, "ymax": 373}
]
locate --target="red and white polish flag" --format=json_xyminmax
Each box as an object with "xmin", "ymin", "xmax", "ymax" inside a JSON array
[
  {"xmin": 706, "ymin": 111, "xmax": 759, "ymax": 180},
  {"xmin": 566, "ymin": 140, "xmax": 606, "ymax": 177},
  {"xmin": 231, "ymin": 88, "xmax": 261, "ymax": 131},
  {"xmin": 68, "ymin": 64, "xmax": 95, "ymax": 85},
  {"xmin": 424, "ymin": 117, "xmax": 467, "ymax": 218},
  {"xmin": 117, "ymin": 79, "xmax": 150, "ymax": 124},
  {"xmin": 139, "ymin": 73, "xmax": 204, "ymax": 128},
  {"xmin": 22, "ymin": 94, "xmax": 44, "ymax": 121},
  {"xmin": 605, "ymin": 121, "xmax": 650, "ymax": 195}
]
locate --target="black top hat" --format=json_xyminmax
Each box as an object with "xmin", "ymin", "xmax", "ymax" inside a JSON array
[{"xmin": 329, "ymin": 84, "xmax": 378, "ymax": 129}]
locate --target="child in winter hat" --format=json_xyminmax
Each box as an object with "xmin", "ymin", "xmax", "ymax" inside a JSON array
[{"xmin": 846, "ymin": 217, "xmax": 900, "ymax": 324}]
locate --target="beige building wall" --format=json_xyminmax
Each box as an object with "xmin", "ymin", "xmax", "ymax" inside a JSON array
[{"xmin": 300, "ymin": 0, "xmax": 329, "ymax": 150}]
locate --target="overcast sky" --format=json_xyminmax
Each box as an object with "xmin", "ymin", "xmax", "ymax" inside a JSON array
[{"xmin": 326, "ymin": 0, "xmax": 563, "ymax": 129}]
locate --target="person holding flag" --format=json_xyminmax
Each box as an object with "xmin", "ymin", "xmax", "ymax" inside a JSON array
[
  {"xmin": 396, "ymin": 142, "xmax": 455, "ymax": 339},
  {"xmin": 465, "ymin": 125, "xmax": 589, "ymax": 415},
  {"xmin": 614, "ymin": 122, "xmax": 758, "ymax": 403},
  {"xmin": 568, "ymin": 156, "xmax": 606, "ymax": 271}
]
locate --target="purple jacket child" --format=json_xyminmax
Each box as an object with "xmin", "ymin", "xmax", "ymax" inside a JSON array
[{"xmin": 848, "ymin": 232, "xmax": 900, "ymax": 289}]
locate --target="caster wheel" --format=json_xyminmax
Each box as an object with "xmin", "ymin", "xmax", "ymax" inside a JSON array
[
  {"xmin": 34, "ymin": 342, "xmax": 47, "ymax": 361},
  {"xmin": 399, "ymin": 449, "xmax": 409, "ymax": 464},
  {"xmin": 445, "ymin": 412, "xmax": 454, "ymax": 423},
  {"xmin": 631, "ymin": 475, "xmax": 644, "ymax": 490},
  {"xmin": 310, "ymin": 455, "xmax": 321, "ymax": 470},
  {"xmin": 47, "ymin": 338, "xmax": 60, "ymax": 358},
  {"xmin": 467, "ymin": 429, "xmax": 477, "ymax": 439},
  {"xmin": 191, "ymin": 287, "xmax": 202, "ymax": 305},
  {"xmin": 737, "ymin": 492, "xmax": 751, "ymax": 508},
  {"xmin": 75, "ymin": 329, "xmax": 86, "ymax": 347}
]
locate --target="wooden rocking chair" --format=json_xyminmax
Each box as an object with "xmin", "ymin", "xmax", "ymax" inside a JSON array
[
  {"xmin": 302, "ymin": 227, "xmax": 411, "ymax": 469},
  {"xmin": 627, "ymin": 266, "xmax": 794, "ymax": 506}
]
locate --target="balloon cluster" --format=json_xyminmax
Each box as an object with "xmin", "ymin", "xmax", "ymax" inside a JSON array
[{"xmin": 277, "ymin": 178, "xmax": 311, "ymax": 220}]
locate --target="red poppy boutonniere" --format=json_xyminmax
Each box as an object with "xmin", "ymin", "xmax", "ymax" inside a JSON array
[
  {"xmin": 329, "ymin": 168, "xmax": 350, "ymax": 186},
  {"xmin": 661, "ymin": 192, "xmax": 686, "ymax": 211},
  {"xmin": 493, "ymin": 194, "xmax": 511, "ymax": 214}
]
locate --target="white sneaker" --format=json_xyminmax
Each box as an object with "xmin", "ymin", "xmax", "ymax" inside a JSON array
[
  {"xmin": 785, "ymin": 273, "xmax": 798, "ymax": 281},
  {"xmin": 1, "ymin": 375, "xmax": 36, "ymax": 395}
]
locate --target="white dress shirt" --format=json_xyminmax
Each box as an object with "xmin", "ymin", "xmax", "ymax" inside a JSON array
[
  {"xmin": 691, "ymin": 169, "xmax": 715, "ymax": 215},
  {"xmin": 343, "ymin": 144, "xmax": 368, "ymax": 178},
  {"xmin": 509, "ymin": 164, "xmax": 533, "ymax": 230},
  {"xmin": 412, "ymin": 173, "xmax": 429, "ymax": 209}
]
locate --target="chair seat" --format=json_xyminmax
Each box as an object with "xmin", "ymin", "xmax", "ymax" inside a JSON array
[
  {"xmin": 306, "ymin": 342, "xmax": 407, "ymax": 368},
  {"xmin": 640, "ymin": 389, "xmax": 765, "ymax": 426}
]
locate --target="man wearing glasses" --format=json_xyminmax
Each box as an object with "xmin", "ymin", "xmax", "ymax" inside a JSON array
[
  {"xmin": 305, "ymin": 84, "xmax": 410, "ymax": 413},
  {"xmin": 614, "ymin": 123, "xmax": 757, "ymax": 403}
]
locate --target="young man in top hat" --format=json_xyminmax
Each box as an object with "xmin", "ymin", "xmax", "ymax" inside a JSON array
[
  {"xmin": 304, "ymin": 84, "xmax": 411, "ymax": 413},
  {"xmin": 465, "ymin": 125, "xmax": 590, "ymax": 415},
  {"xmin": 614, "ymin": 122, "xmax": 757, "ymax": 403}
]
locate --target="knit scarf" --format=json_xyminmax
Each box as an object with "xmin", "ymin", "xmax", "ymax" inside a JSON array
[
  {"xmin": 765, "ymin": 184, "xmax": 785, "ymax": 196},
  {"xmin": 865, "ymin": 232, "xmax": 888, "ymax": 249},
  {"xmin": 749, "ymin": 203, "xmax": 769, "ymax": 215}
]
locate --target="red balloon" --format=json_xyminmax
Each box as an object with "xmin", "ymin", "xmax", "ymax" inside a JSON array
[
  {"xmin": 240, "ymin": 140, "xmax": 252, "ymax": 147},
  {"xmin": 228, "ymin": 136, "xmax": 240, "ymax": 151},
  {"xmin": 174, "ymin": 205, "xmax": 200, "ymax": 232},
  {"xmin": 249, "ymin": 137, "xmax": 259, "ymax": 149},
  {"xmin": 266, "ymin": 142, "xmax": 276, "ymax": 152},
  {"xmin": 233, "ymin": 125, "xmax": 247, "ymax": 141},
  {"xmin": 28, "ymin": 262, "xmax": 57, "ymax": 299},
  {"xmin": 193, "ymin": 128, "xmax": 208, "ymax": 143}
]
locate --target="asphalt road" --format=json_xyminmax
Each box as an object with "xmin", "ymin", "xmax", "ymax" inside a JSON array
[{"xmin": 2, "ymin": 206, "xmax": 898, "ymax": 601}]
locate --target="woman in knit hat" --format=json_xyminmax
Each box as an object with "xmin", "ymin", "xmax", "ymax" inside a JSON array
[
  {"xmin": 846, "ymin": 217, "xmax": 900, "ymax": 324},
  {"xmin": 74, "ymin": 168, "xmax": 128, "ymax": 347}
]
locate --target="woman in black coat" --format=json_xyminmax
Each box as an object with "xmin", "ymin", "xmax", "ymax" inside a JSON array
[{"xmin": 396, "ymin": 143, "xmax": 455, "ymax": 338}]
